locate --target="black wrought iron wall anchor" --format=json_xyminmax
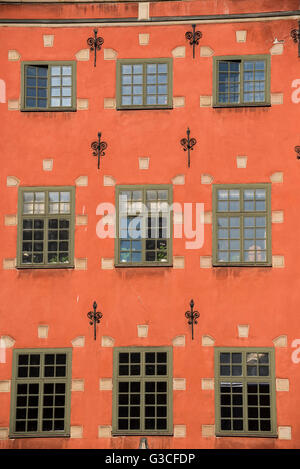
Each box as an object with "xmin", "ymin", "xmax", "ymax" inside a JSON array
[
  {"xmin": 87, "ymin": 301, "xmax": 103, "ymax": 340},
  {"xmin": 295, "ymin": 146, "xmax": 300, "ymax": 159},
  {"xmin": 180, "ymin": 128, "xmax": 197, "ymax": 168},
  {"xmin": 91, "ymin": 132, "xmax": 108, "ymax": 169},
  {"xmin": 185, "ymin": 24, "xmax": 202, "ymax": 59},
  {"xmin": 185, "ymin": 299, "xmax": 200, "ymax": 340},
  {"xmin": 291, "ymin": 23, "xmax": 300, "ymax": 57},
  {"xmin": 87, "ymin": 29, "xmax": 104, "ymax": 67}
]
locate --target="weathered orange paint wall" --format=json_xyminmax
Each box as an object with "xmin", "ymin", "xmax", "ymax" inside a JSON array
[{"xmin": 0, "ymin": 0, "xmax": 300, "ymax": 449}]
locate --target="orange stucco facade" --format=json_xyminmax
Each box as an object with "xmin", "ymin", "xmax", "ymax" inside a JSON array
[{"xmin": 1, "ymin": 0, "xmax": 300, "ymax": 450}]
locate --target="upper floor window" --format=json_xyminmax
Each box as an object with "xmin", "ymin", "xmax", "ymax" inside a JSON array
[
  {"xmin": 115, "ymin": 185, "xmax": 173, "ymax": 267},
  {"xmin": 215, "ymin": 347, "xmax": 277, "ymax": 437},
  {"xmin": 112, "ymin": 347, "xmax": 173, "ymax": 435},
  {"xmin": 212, "ymin": 184, "xmax": 271, "ymax": 266},
  {"xmin": 116, "ymin": 59, "xmax": 173, "ymax": 110},
  {"xmin": 9, "ymin": 348, "xmax": 72, "ymax": 438},
  {"xmin": 213, "ymin": 55, "xmax": 270, "ymax": 107},
  {"xmin": 17, "ymin": 186, "xmax": 75, "ymax": 268},
  {"xmin": 21, "ymin": 61, "xmax": 76, "ymax": 111}
]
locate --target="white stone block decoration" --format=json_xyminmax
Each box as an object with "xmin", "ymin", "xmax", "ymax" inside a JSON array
[
  {"xmin": 138, "ymin": 3, "xmax": 150, "ymax": 21},
  {"xmin": 75, "ymin": 49, "xmax": 90, "ymax": 61},
  {"xmin": 43, "ymin": 159, "xmax": 53, "ymax": 171},
  {"xmin": 174, "ymin": 425, "xmax": 186, "ymax": 438},
  {"xmin": 202, "ymin": 335, "xmax": 215, "ymax": 346},
  {"xmin": 98, "ymin": 425, "xmax": 112, "ymax": 438},
  {"xmin": 70, "ymin": 426, "xmax": 83, "ymax": 438},
  {"xmin": 236, "ymin": 31, "xmax": 247, "ymax": 43},
  {"xmin": 278, "ymin": 426, "xmax": 291, "ymax": 440},
  {"xmin": 172, "ymin": 335, "xmax": 185, "ymax": 347},
  {"xmin": 173, "ymin": 256, "xmax": 185, "ymax": 269},
  {"xmin": 71, "ymin": 336, "xmax": 85, "ymax": 348},
  {"xmin": 8, "ymin": 50, "xmax": 21, "ymax": 61},
  {"xmin": 43, "ymin": 35, "xmax": 54, "ymax": 48},
  {"xmin": 200, "ymin": 46, "xmax": 214, "ymax": 57},
  {"xmin": 139, "ymin": 33, "xmax": 149, "ymax": 45},
  {"xmin": 137, "ymin": 325, "xmax": 148, "ymax": 338},
  {"xmin": 38, "ymin": 325, "xmax": 49, "ymax": 339},
  {"xmin": 7, "ymin": 176, "xmax": 20, "ymax": 187},
  {"xmin": 172, "ymin": 46, "xmax": 186, "ymax": 58},
  {"xmin": 273, "ymin": 335, "xmax": 287, "ymax": 347},
  {"xmin": 104, "ymin": 49, "xmax": 118, "ymax": 60},
  {"xmin": 172, "ymin": 175, "xmax": 185, "ymax": 185}
]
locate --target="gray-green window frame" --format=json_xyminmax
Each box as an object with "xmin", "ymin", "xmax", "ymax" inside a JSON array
[
  {"xmin": 212, "ymin": 183, "xmax": 272, "ymax": 267},
  {"xmin": 115, "ymin": 184, "xmax": 173, "ymax": 267},
  {"xmin": 215, "ymin": 347, "xmax": 277, "ymax": 437},
  {"xmin": 21, "ymin": 61, "xmax": 76, "ymax": 111},
  {"xmin": 116, "ymin": 58, "xmax": 173, "ymax": 110},
  {"xmin": 112, "ymin": 346, "xmax": 173, "ymax": 436},
  {"xmin": 213, "ymin": 55, "xmax": 271, "ymax": 107},
  {"xmin": 17, "ymin": 186, "xmax": 75, "ymax": 269},
  {"xmin": 9, "ymin": 348, "xmax": 72, "ymax": 438}
]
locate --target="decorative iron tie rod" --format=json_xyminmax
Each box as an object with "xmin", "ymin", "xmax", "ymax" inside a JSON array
[
  {"xmin": 295, "ymin": 146, "xmax": 300, "ymax": 159},
  {"xmin": 87, "ymin": 301, "xmax": 103, "ymax": 341},
  {"xmin": 291, "ymin": 22, "xmax": 300, "ymax": 56},
  {"xmin": 185, "ymin": 24, "xmax": 202, "ymax": 59},
  {"xmin": 91, "ymin": 132, "xmax": 108, "ymax": 169},
  {"xmin": 185, "ymin": 299, "xmax": 200, "ymax": 340},
  {"xmin": 180, "ymin": 127, "xmax": 197, "ymax": 168},
  {"xmin": 87, "ymin": 28, "xmax": 104, "ymax": 67}
]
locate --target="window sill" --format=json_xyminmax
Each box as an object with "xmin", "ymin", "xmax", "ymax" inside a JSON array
[
  {"xmin": 212, "ymin": 263, "xmax": 272, "ymax": 268},
  {"xmin": 213, "ymin": 103, "xmax": 271, "ymax": 109},
  {"xmin": 20, "ymin": 108, "xmax": 77, "ymax": 112},
  {"xmin": 116, "ymin": 106, "xmax": 173, "ymax": 111},
  {"xmin": 215, "ymin": 432, "xmax": 277, "ymax": 438},
  {"xmin": 112, "ymin": 432, "xmax": 173, "ymax": 437},
  {"xmin": 9, "ymin": 433, "xmax": 70, "ymax": 439},
  {"xmin": 16, "ymin": 265, "xmax": 75, "ymax": 270},
  {"xmin": 115, "ymin": 263, "xmax": 173, "ymax": 268}
]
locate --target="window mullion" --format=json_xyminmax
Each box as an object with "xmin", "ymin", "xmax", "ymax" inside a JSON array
[
  {"xmin": 44, "ymin": 191, "xmax": 49, "ymax": 266},
  {"xmin": 239, "ymin": 59, "xmax": 244, "ymax": 105},
  {"xmin": 242, "ymin": 352, "xmax": 248, "ymax": 434},
  {"xmin": 141, "ymin": 351, "xmax": 145, "ymax": 432},
  {"xmin": 37, "ymin": 353, "xmax": 43, "ymax": 433},
  {"xmin": 142, "ymin": 188, "xmax": 146, "ymax": 264},
  {"xmin": 47, "ymin": 66, "xmax": 51, "ymax": 111},
  {"xmin": 143, "ymin": 63, "xmax": 147, "ymax": 107}
]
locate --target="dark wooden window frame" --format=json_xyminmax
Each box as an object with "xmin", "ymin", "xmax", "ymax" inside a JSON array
[
  {"xmin": 215, "ymin": 347, "xmax": 277, "ymax": 437},
  {"xmin": 112, "ymin": 346, "xmax": 173, "ymax": 436},
  {"xmin": 213, "ymin": 54, "xmax": 271, "ymax": 108},
  {"xmin": 9, "ymin": 348, "xmax": 72, "ymax": 438},
  {"xmin": 116, "ymin": 58, "xmax": 173, "ymax": 110},
  {"xmin": 17, "ymin": 186, "xmax": 75, "ymax": 269},
  {"xmin": 21, "ymin": 61, "xmax": 77, "ymax": 112}
]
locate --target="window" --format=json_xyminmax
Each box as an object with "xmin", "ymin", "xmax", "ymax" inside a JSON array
[
  {"xmin": 21, "ymin": 61, "xmax": 76, "ymax": 111},
  {"xmin": 9, "ymin": 348, "xmax": 72, "ymax": 438},
  {"xmin": 212, "ymin": 184, "xmax": 271, "ymax": 266},
  {"xmin": 112, "ymin": 347, "xmax": 173, "ymax": 435},
  {"xmin": 116, "ymin": 59, "xmax": 173, "ymax": 109},
  {"xmin": 213, "ymin": 55, "xmax": 270, "ymax": 107},
  {"xmin": 17, "ymin": 186, "xmax": 75, "ymax": 268},
  {"xmin": 215, "ymin": 347, "xmax": 277, "ymax": 437},
  {"xmin": 115, "ymin": 185, "xmax": 173, "ymax": 266}
]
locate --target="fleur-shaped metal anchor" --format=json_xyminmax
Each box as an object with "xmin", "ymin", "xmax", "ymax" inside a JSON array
[
  {"xmin": 185, "ymin": 24, "xmax": 202, "ymax": 58},
  {"xmin": 87, "ymin": 301, "xmax": 103, "ymax": 340},
  {"xmin": 185, "ymin": 299, "xmax": 200, "ymax": 340},
  {"xmin": 91, "ymin": 132, "xmax": 108, "ymax": 169},
  {"xmin": 180, "ymin": 127, "xmax": 197, "ymax": 168},
  {"xmin": 295, "ymin": 146, "xmax": 300, "ymax": 159},
  {"xmin": 87, "ymin": 29, "xmax": 104, "ymax": 67}
]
